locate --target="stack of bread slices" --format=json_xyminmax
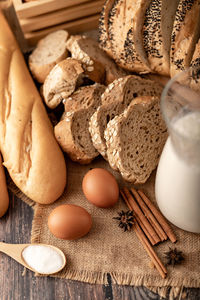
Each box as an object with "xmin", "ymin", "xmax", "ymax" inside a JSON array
[
  {"xmin": 99, "ymin": 0, "xmax": 200, "ymax": 83},
  {"xmin": 28, "ymin": 29, "xmax": 168, "ymax": 184}
]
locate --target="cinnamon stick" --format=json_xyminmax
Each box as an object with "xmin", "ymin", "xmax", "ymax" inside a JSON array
[
  {"xmin": 137, "ymin": 190, "xmax": 177, "ymax": 243},
  {"xmin": 121, "ymin": 190, "xmax": 167, "ymax": 279},
  {"xmin": 123, "ymin": 187, "xmax": 161, "ymax": 245},
  {"xmin": 131, "ymin": 188, "xmax": 167, "ymax": 241},
  {"xmin": 120, "ymin": 190, "xmax": 156, "ymax": 245}
]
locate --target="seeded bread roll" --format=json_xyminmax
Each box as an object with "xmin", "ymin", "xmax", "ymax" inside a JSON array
[
  {"xmin": 66, "ymin": 35, "xmax": 127, "ymax": 85},
  {"xmin": 143, "ymin": 0, "xmax": 179, "ymax": 76},
  {"xmin": 0, "ymin": 11, "xmax": 67, "ymax": 204},
  {"xmin": 0, "ymin": 154, "xmax": 9, "ymax": 218},
  {"xmin": 105, "ymin": 96, "xmax": 167, "ymax": 183},
  {"xmin": 170, "ymin": 0, "xmax": 200, "ymax": 77},
  {"xmin": 98, "ymin": 0, "xmax": 115, "ymax": 58},
  {"xmin": 54, "ymin": 84, "xmax": 105, "ymax": 164},
  {"xmin": 89, "ymin": 75, "xmax": 163, "ymax": 160},
  {"xmin": 107, "ymin": 0, "xmax": 151, "ymax": 73},
  {"xmin": 29, "ymin": 30, "xmax": 69, "ymax": 83},
  {"xmin": 43, "ymin": 58, "xmax": 84, "ymax": 109}
]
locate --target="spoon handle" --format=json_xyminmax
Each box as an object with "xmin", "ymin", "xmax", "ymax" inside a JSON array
[{"xmin": 0, "ymin": 242, "xmax": 28, "ymax": 264}]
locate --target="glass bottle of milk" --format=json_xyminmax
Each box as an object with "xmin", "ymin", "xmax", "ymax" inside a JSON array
[{"xmin": 155, "ymin": 68, "xmax": 200, "ymax": 233}]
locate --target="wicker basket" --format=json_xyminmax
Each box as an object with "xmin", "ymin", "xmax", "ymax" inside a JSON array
[{"xmin": 13, "ymin": 0, "xmax": 103, "ymax": 46}]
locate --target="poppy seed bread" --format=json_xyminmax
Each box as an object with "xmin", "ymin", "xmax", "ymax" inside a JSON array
[
  {"xmin": 143, "ymin": 0, "xmax": 179, "ymax": 76},
  {"xmin": 170, "ymin": 0, "xmax": 200, "ymax": 77},
  {"xmin": 98, "ymin": 0, "xmax": 115, "ymax": 58},
  {"xmin": 108, "ymin": 0, "xmax": 151, "ymax": 73},
  {"xmin": 105, "ymin": 96, "xmax": 168, "ymax": 183}
]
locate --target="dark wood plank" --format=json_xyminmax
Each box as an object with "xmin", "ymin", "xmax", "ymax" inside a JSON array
[{"xmin": 0, "ymin": 193, "xmax": 200, "ymax": 300}]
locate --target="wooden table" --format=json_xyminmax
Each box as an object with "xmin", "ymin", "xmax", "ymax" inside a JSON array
[{"xmin": 0, "ymin": 191, "xmax": 199, "ymax": 300}]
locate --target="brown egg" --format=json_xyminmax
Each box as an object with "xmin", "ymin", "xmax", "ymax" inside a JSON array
[
  {"xmin": 82, "ymin": 168, "xmax": 119, "ymax": 208},
  {"xmin": 48, "ymin": 204, "xmax": 92, "ymax": 240}
]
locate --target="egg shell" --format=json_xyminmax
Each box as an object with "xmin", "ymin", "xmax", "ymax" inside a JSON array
[
  {"xmin": 82, "ymin": 168, "xmax": 119, "ymax": 208},
  {"xmin": 48, "ymin": 204, "xmax": 92, "ymax": 240}
]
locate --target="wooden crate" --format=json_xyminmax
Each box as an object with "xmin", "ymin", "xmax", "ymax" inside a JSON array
[{"xmin": 13, "ymin": 0, "xmax": 103, "ymax": 46}]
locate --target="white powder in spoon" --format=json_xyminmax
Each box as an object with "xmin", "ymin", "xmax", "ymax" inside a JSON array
[{"xmin": 22, "ymin": 245, "xmax": 65, "ymax": 274}]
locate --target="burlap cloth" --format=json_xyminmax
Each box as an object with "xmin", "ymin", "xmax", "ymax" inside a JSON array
[{"xmin": 8, "ymin": 156, "xmax": 200, "ymax": 299}]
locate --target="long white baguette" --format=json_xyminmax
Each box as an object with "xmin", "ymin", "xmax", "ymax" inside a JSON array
[{"xmin": 0, "ymin": 10, "xmax": 67, "ymax": 204}]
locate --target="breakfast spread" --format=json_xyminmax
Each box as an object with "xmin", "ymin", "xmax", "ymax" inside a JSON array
[{"xmin": 0, "ymin": 0, "xmax": 200, "ymax": 286}]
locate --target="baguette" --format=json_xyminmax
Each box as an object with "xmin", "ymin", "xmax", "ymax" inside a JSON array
[
  {"xmin": 0, "ymin": 154, "xmax": 9, "ymax": 218},
  {"xmin": 0, "ymin": 11, "xmax": 67, "ymax": 204}
]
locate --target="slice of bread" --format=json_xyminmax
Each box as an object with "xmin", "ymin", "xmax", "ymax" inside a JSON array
[
  {"xmin": 108, "ymin": 0, "xmax": 151, "ymax": 73},
  {"xmin": 54, "ymin": 84, "xmax": 105, "ymax": 164},
  {"xmin": 105, "ymin": 96, "xmax": 168, "ymax": 183},
  {"xmin": 66, "ymin": 35, "xmax": 127, "ymax": 85},
  {"xmin": 43, "ymin": 58, "xmax": 84, "ymax": 109},
  {"xmin": 29, "ymin": 30, "xmax": 69, "ymax": 83},
  {"xmin": 98, "ymin": 0, "xmax": 115, "ymax": 58},
  {"xmin": 143, "ymin": 0, "xmax": 179, "ymax": 76},
  {"xmin": 170, "ymin": 0, "xmax": 200, "ymax": 77},
  {"xmin": 89, "ymin": 75, "xmax": 163, "ymax": 159}
]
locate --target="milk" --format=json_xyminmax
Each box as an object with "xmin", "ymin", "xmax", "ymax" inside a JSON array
[{"xmin": 155, "ymin": 112, "xmax": 200, "ymax": 233}]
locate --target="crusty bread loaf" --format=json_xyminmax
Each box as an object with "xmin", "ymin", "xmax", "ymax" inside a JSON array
[
  {"xmin": 98, "ymin": 0, "xmax": 115, "ymax": 58},
  {"xmin": 66, "ymin": 35, "xmax": 127, "ymax": 85},
  {"xmin": 107, "ymin": 0, "xmax": 151, "ymax": 73},
  {"xmin": 0, "ymin": 154, "xmax": 9, "ymax": 217},
  {"xmin": 54, "ymin": 84, "xmax": 105, "ymax": 164},
  {"xmin": 143, "ymin": 0, "xmax": 179, "ymax": 76},
  {"xmin": 0, "ymin": 11, "xmax": 67, "ymax": 204},
  {"xmin": 89, "ymin": 75, "xmax": 163, "ymax": 160},
  {"xmin": 29, "ymin": 30, "xmax": 69, "ymax": 83},
  {"xmin": 170, "ymin": 0, "xmax": 200, "ymax": 77},
  {"xmin": 105, "ymin": 96, "xmax": 167, "ymax": 183},
  {"xmin": 43, "ymin": 58, "xmax": 84, "ymax": 109}
]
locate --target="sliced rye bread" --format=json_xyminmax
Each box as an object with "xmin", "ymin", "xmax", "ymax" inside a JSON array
[
  {"xmin": 98, "ymin": 0, "xmax": 116, "ymax": 58},
  {"xmin": 108, "ymin": 0, "xmax": 151, "ymax": 73},
  {"xmin": 89, "ymin": 75, "xmax": 163, "ymax": 159},
  {"xmin": 54, "ymin": 84, "xmax": 105, "ymax": 164},
  {"xmin": 29, "ymin": 30, "xmax": 69, "ymax": 83},
  {"xmin": 105, "ymin": 96, "xmax": 168, "ymax": 183},
  {"xmin": 43, "ymin": 58, "xmax": 84, "ymax": 109},
  {"xmin": 66, "ymin": 35, "xmax": 127, "ymax": 85},
  {"xmin": 143, "ymin": 0, "xmax": 179, "ymax": 76},
  {"xmin": 170, "ymin": 0, "xmax": 200, "ymax": 77}
]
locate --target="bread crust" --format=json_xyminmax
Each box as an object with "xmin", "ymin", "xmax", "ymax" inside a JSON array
[
  {"xmin": 170, "ymin": 0, "xmax": 200, "ymax": 77},
  {"xmin": 0, "ymin": 11, "xmax": 67, "ymax": 204}
]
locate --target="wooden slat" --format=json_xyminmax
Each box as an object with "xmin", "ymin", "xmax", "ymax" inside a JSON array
[
  {"xmin": 25, "ymin": 14, "xmax": 99, "ymax": 46},
  {"xmin": 13, "ymin": 0, "xmax": 93, "ymax": 18},
  {"xmin": 20, "ymin": 0, "xmax": 104, "ymax": 33}
]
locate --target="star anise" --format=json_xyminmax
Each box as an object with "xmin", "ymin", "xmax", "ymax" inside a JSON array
[
  {"xmin": 164, "ymin": 247, "xmax": 184, "ymax": 267},
  {"xmin": 113, "ymin": 210, "xmax": 135, "ymax": 231}
]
